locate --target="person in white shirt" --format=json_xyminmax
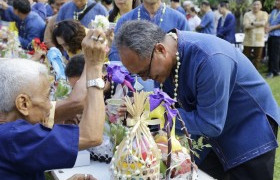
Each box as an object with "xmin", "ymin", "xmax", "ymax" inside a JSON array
[{"xmin": 188, "ymin": 6, "xmax": 201, "ymax": 31}]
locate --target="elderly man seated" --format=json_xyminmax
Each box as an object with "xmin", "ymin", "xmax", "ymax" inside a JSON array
[{"xmin": 0, "ymin": 29, "xmax": 107, "ymax": 179}]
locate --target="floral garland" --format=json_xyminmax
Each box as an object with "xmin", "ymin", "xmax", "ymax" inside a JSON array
[{"xmin": 160, "ymin": 32, "xmax": 180, "ymax": 101}]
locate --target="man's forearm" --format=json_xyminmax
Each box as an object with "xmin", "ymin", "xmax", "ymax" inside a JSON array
[
  {"xmin": 271, "ymin": 24, "xmax": 280, "ymax": 31},
  {"xmin": 54, "ymin": 66, "xmax": 87, "ymax": 123}
]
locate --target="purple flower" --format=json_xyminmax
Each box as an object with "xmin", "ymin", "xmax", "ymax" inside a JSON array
[
  {"xmin": 107, "ymin": 65, "xmax": 135, "ymax": 91},
  {"xmin": 149, "ymin": 89, "xmax": 178, "ymax": 130}
]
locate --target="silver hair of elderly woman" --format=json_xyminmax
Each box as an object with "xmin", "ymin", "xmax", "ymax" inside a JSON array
[
  {"xmin": 114, "ymin": 20, "xmax": 166, "ymax": 60},
  {"xmin": 0, "ymin": 59, "xmax": 48, "ymax": 113}
]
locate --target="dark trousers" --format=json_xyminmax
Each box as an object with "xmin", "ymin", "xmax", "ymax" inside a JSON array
[
  {"xmin": 243, "ymin": 46, "xmax": 263, "ymax": 70},
  {"xmin": 199, "ymin": 118, "xmax": 278, "ymax": 180},
  {"xmin": 267, "ymin": 36, "xmax": 280, "ymax": 74}
]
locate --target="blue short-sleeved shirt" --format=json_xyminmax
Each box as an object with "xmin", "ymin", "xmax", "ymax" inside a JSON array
[
  {"xmin": 56, "ymin": 0, "xmax": 108, "ymax": 27},
  {"xmin": 176, "ymin": 6, "xmax": 186, "ymax": 16},
  {"xmin": 268, "ymin": 9, "xmax": 280, "ymax": 36},
  {"xmin": 199, "ymin": 11, "xmax": 215, "ymax": 34},
  {"xmin": 0, "ymin": 119, "xmax": 79, "ymax": 180}
]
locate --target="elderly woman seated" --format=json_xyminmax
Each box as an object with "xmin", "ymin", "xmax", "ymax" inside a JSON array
[{"xmin": 0, "ymin": 29, "xmax": 107, "ymax": 179}]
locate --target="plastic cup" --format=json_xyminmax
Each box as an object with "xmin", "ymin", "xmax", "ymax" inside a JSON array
[{"xmin": 106, "ymin": 98, "xmax": 124, "ymax": 123}]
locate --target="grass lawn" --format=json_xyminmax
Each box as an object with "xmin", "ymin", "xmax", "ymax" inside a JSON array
[{"xmin": 266, "ymin": 76, "xmax": 280, "ymax": 180}]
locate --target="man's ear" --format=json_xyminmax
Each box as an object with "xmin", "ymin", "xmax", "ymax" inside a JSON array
[
  {"xmin": 15, "ymin": 94, "xmax": 32, "ymax": 117},
  {"xmin": 155, "ymin": 43, "xmax": 167, "ymax": 57}
]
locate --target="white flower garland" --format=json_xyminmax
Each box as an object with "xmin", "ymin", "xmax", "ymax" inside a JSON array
[{"xmin": 160, "ymin": 32, "xmax": 181, "ymax": 101}]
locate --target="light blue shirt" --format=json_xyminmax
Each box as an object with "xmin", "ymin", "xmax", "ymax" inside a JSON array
[
  {"xmin": 176, "ymin": 6, "xmax": 186, "ymax": 16},
  {"xmin": 199, "ymin": 11, "xmax": 215, "ymax": 34},
  {"xmin": 56, "ymin": 0, "xmax": 108, "ymax": 27},
  {"xmin": 268, "ymin": 9, "xmax": 280, "ymax": 36}
]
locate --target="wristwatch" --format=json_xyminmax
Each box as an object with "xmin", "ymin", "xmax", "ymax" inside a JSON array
[{"xmin": 87, "ymin": 78, "xmax": 105, "ymax": 89}]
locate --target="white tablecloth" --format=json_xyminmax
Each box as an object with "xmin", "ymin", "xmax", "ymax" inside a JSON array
[{"xmin": 51, "ymin": 160, "xmax": 215, "ymax": 180}]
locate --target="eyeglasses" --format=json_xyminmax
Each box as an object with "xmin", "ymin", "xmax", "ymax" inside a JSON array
[{"xmin": 138, "ymin": 44, "xmax": 156, "ymax": 78}]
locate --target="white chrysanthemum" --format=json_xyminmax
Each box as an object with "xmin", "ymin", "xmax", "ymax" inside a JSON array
[{"xmin": 89, "ymin": 15, "xmax": 110, "ymax": 31}]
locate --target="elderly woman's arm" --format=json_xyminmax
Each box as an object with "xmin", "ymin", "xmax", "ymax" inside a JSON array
[{"xmin": 78, "ymin": 29, "xmax": 106, "ymax": 150}]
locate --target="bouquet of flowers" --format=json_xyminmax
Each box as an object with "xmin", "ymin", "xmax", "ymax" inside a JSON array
[
  {"xmin": 110, "ymin": 91, "xmax": 162, "ymax": 179},
  {"xmin": 89, "ymin": 15, "xmax": 110, "ymax": 31},
  {"xmin": 28, "ymin": 38, "xmax": 48, "ymax": 62}
]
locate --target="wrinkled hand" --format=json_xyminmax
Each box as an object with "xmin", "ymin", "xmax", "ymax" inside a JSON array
[
  {"xmin": 82, "ymin": 29, "xmax": 107, "ymax": 66},
  {"xmin": 117, "ymin": 104, "xmax": 127, "ymax": 117},
  {"xmin": 67, "ymin": 174, "xmax": 96, "ymax": 180}
]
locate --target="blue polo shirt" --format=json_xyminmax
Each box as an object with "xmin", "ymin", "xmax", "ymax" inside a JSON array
[
  {"xmin": 176, "ymin": 6, "xmax": 186, "ymax": 16},
  {"xmin": 199, "ymin": 11, "xmax": 215, "ymax": 34},
  {"xmin": 268, "ymin": 9, "xmax": 280, "ymax": 36},
  {"xmin": 0, "ymin": 120, "xmax": 79, "ymax": 180},
  {"xmin": 56, "ymin": 0, "xmax": 108, "ymax": 27},
  {"xmin": 163, "ymin": 30, "xmax": 280, "ymax": 170}
]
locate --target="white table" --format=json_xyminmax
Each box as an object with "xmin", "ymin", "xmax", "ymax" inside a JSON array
[{"xmin": 51, "ymin": 160, "xmax": 215, "ymax": 180}]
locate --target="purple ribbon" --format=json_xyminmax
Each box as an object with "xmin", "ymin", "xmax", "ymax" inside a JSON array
[
  {"xmin": 149, "ymin": 89, "xmax": 178, "ymax": 130},
  {"xmin": 107, "ymin": 64, "xmax": 135, "ymax": 92}
]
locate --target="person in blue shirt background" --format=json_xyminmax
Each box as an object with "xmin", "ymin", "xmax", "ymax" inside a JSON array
[
  {"xmin": 56, "ymin": 0, "xmax": 108, "ymax": 27},
  {"xmin": 108, "ymin": 0, "xmax": 189, "ymax": 91},
  {"xmin": 0, "ymin": 0, "xmax": 46, "ymax": 50},
  {"xmin": 170, "ymin": 0, "xmax": 186, "ymax": 16},
  {"xmin": 46, "ymin": 0, "xmax": 55, "ymax": 17},
  {"xmin": 216, "ymin": 1, "xmax": 236, "ymax": 43},
  {"xmin": 266, "ymin": 0, "xmax": 280, "ymax": 78},
  {"xmin": 196, "ymin": 0, "xmax": 215, "ymax": 34},
  {"xmin": 114, "ymin": 20, "xmax": 279, "ymax": 180}
]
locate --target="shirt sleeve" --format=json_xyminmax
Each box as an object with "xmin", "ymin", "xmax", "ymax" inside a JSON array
[
  {"xmin": 217, "ymin": 14, "xmax": 235, "ymax": 36},
  {"xmin": 19, "ymin": 19, "xmax": 45, "ymax": 50},
  {"xmin": 176, "ymin": 13, "xmax": 190, "ymax": 31},
  {"xmin": 44, "ymin": 15, "xmax": 56, "ymax": 48},
  {"xmin": 175, "ymin": 54, "xmax": 236, "ymax": 137},
  {"xmin": 0, "ymin": 6, "xmax": 19, "ymax": 21},
  {"xmin": 32, "ymin": 3, "xmax": 47, "ymax": 20},
  {"xmin": 56, "ymin": 5, "xmax": 65, "ymax": 23},
  {"xmin": 9, "ymin": 121, "xmax": 79, "ymax": 172},
  {"xmin": 243, "ymin": 13, "xmax": 250, "ymax": 28},
  {"xmin": 200, "ymin": 13, "xmax": 211, "ymax": 29}
]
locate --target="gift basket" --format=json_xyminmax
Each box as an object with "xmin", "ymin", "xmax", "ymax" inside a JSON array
[
  {"xmin": 109, "ymin": 89, "xmax": 198, "ymax": 180},
  {"xmin": 110, "ymin": 91, "xmax": 161, "ymax": 179},
  {"xmin": 148, "ymin": 89, "xmax": 198, "ymax": 179}
]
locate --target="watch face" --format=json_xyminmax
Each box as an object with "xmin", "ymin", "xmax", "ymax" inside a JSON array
[{"xmin": 96, "ymin": 78, "xmax": 105, "ymax": 88}]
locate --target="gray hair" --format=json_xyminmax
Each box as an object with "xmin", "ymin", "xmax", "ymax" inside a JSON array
[
  {"xmin": 115, "ymin": 20, "xmax": 166, "ymax": 60},
  {"xmin": 0, "ymin": 59, "xmax": 48, "ymax": 113}
]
